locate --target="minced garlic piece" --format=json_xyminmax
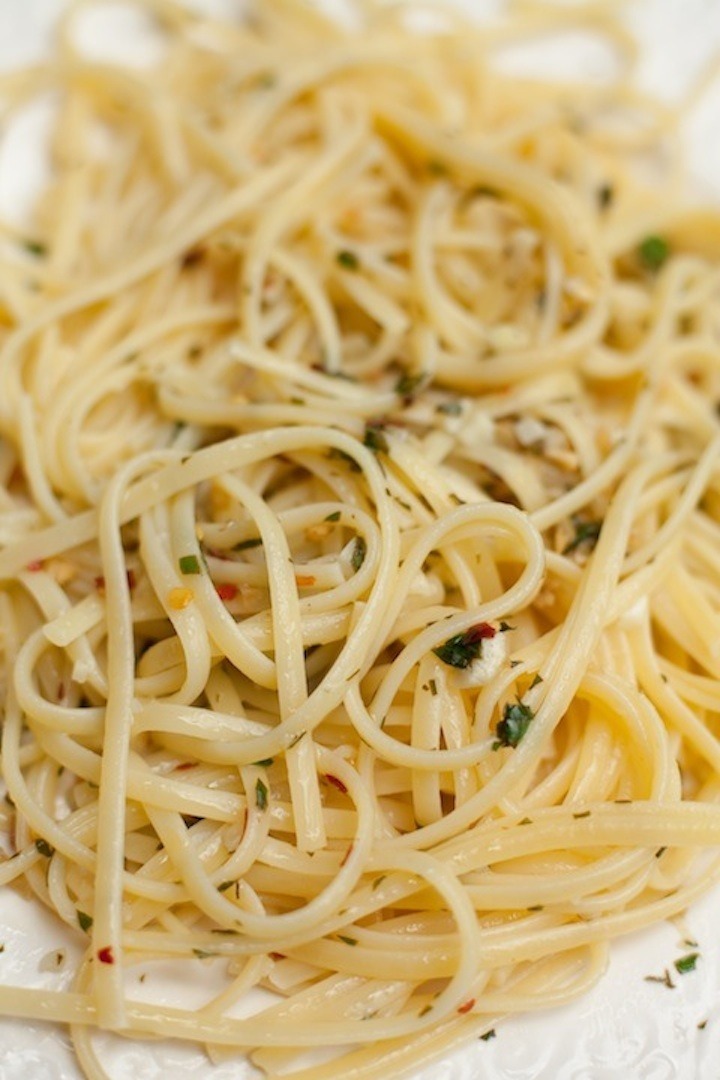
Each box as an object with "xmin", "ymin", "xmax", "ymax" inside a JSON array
[{"xmin": 167, "ymin": 587, "xmax": 194, "ymax": 610}]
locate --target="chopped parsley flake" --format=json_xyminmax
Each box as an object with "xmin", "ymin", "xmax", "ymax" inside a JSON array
[
  {"xmin": 233, "ymin": 538, "xmax": 263, "ymax": 551},
  {"xmin": 77, "ymin": 910, "xmax": 93, "ymax": 932},
  {"xmin": 363, "ymin": 423, "xmax": 389, "ymax": 454},
  {"xmin": 351, "ymin": 537, "xmax": 367, "ymax": 571},
  {"xmin": 433, "ymin": 623, "xmax": 496, "ymax": 669},
  {"xmin": 638, "ymin": 234, "xmax": 670, "ymax": 272},
  {"xmin": 336, "ymin": 250, "xmax": 360, "ymax": 271},
  {"xmin": 324, "ymin": 511, "xmax": 341, "ymax": 522},
  {"xmin": 597, "ymin": 183, "xmax": 614, "ymax": 210},
  {"xmin": 178, "ymin": 554, "xmax": 201, "ymax": 574},
  {"xmin": 255, "ymin": 777, "xmax": 268, "ymax": 811},
  {"xmin": 337, "ymin": 935, "xmax": 357, "ymax": 946},
  {"xmin": 563, "ymin": 519, "xmax": 602, "ymax": 555},
  {"xmin": 674, "ymin": 953, "xmax": 699, "ymax": 975},
  {"xmin": 395, "ymin": 371, "xmax": 426, "ymax": 397},
  {"xmin": 23, "ymin": 239, "xmax": 47, "ymax": 257},
  {"xmin": 494, "ymin": 701, "xmax": 535, "ymax": 748},
  {"xmin": 436, "ymin": 399, "xmax": 463, "ymax": 416}
]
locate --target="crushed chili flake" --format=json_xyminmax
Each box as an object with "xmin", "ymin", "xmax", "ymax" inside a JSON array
[
  {"xmin": 173, "ymin": 762, "xmax": 195, "ymax": 772},
  {"xmin": 326, "ymin": 774, "xmax": 348, "ymax": 794},
  {"xmin": 26, "ymin": 560, "xmax": 43, "ymax": 572},
  {"xmin": 457, "ymin": 998, "xmax": 476, "ymax": 1014},
  {"xmin": 215, "ymin": 582, "xmax": 238, "ymax": 601},
  {"xmin": 295, "ymin": 575, "xmax": 316, "ymax": 587},
  {"xmin": 97, "ymin": 946, "xmax": 115, "ymax": 965}
]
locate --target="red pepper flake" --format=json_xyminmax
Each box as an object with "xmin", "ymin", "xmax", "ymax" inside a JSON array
[
  {"xmin": 326, "ymin": 774, "xmax": 348, "ymax": 794},
  {"xmin": 295, "ymin": 575, "xmax": 316, "ymax": 587},
  {"xmin": 26, "ymin": 560, "xmax": 43, "ymax": 572},
  {"xmin": 173, "ymin": 762, "xmax": 195, "ymax": 772},
  {"xmin": 466, "ymin": 623, "xmax": 496, "ymax": 643},
  {"xmin": 269, "ymin": 951, "xmax": 285, "ymax": 961},
  {"xmin": 216, "ymin": 582, "xmax": 238, "ymax": 601},
  {"xmin": 97, "ymin": 946, "xmax": 115, "ymax": 965},
  {"xmin": 457, "ymin": 998, "xmax": 476, "ymax": 1014},
  {"xmin": 94, "ymin": 576, "xmax": 106, "ymax": 593},
  {"xmin": 340, "ymin": 843, "xmax": 354, "ymax": 867}
]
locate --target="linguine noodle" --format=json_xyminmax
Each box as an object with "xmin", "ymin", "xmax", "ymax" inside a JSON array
[{"xmin": 1, "ymin": 1, "xmax": 720, "ymax": 1077}]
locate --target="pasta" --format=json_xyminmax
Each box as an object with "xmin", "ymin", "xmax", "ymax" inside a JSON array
[{"xmin": 1, "ymin": 0, "xmax": 720, "ymax": 1076}]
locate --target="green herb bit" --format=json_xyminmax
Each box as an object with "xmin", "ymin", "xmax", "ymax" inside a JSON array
[
  {"xmin": 336, "ymin": 250, "xmax": 360, "ymax": 271},
  {"xmin": 324, "ymin": 511, "xmax": 341, "ymax": 522},
  {"xmin": 193, "ymin": 948, "xmax": 216, "ymax": 959},
  {"xmin": 364, "ymin": 423, "xmax": 389, "ymax": 454},
  {"xmin": 480, "ymin": 1029, "xmax": 497, "ymax": 1041},
  {"xmin": 427, "ymin": 159, "xmax": 448, "ymax": 176},
  {"xmin": 432, "ymin": 624, "xmax": 495, "ymax": 669},
  {"xmin": 674, "ymin": 953, "xmax": 699, "ymax": 975},
  {"xmin": 395, "ymin": 371, "xmax": 426, "ymax": 397},
  {"xmin": 563, "ymin": 519, "xmax": 602, "ymax": 555},
  {"xmin": 77, "ymin": 910, "xmax": 93, "ymax": 933},
  {"xmin": 428, "ymin": 678, "xmax": 438, "ymax": 696},
  {"xmin": 34, "ymin": 838, "xmax": 54, "ymax": 858},
  {"xmin": 255, "ymin": 777, "xmax": 269, "ymax": 811},
  {"xmin": 218, "ymin": 880, "xmax": 235, "ymax": 892},
  {"xmin": 178, "ymin": 554, "xmax": 201, "ymax": 575},
  {"xmin": 23, "ymin": 239, "xmax": 47, "ymax": 257},
  {"xmin": 253, "ymin": 758, "xmax": 273, "ymax": 767},
  {"xmin": 498, "ymin": 621, "xmax": 516, "ymax": 632},
  {"xmin": 351, "ymin": 537, "xmax": 367, "ymax": 572},
  {"xmin": 436, "ymin": 399, "xmax": 463, "ymax": 416},
  {"xmin": 529, "ymin": 673, "xmax": 543, "ymax": 689},
  {"xmin": 638, "ymin": 234, "xmax": 670, "ymax": 272},
  {"xmin": 255, "ymin": 71, "xmax": 276, "ymax": 89},
  {"xmin": 494, "ymin": 701, "xmax": 535, "ymax": 749},
  {"xmin": 337, "ymin": 935, "xmax": 358, "ymax": 946},
  {"xmin": 233, "ymin": 538, "xmax": 262, "ymax": 551},
  {"xmin": 328, "ymin": 447, "xmax": 361, "ymax": 472},
  {"xmin": 470, "ymin": 184, "xmax": 500, "ymax": 199},
  {"xmin": 597, "ymin": 183, "xmax": 614, "ymax": 210}
]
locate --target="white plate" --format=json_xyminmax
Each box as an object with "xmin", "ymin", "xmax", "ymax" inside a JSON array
[{"xmin": 1, "ymin": 2, "xmax": 720, "ymax": 1078}]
